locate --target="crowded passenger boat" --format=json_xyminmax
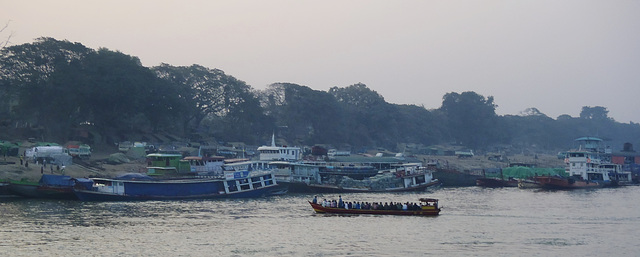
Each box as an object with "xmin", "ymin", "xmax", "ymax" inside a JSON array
[{"xmin": 308, "ymin": 196, "xmax": 441, "ymax": 216}]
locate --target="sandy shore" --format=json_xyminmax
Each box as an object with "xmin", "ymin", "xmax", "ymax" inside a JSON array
[{"xmin": 0, "ymin": 147, "xmax": 147, "ymax": 182}]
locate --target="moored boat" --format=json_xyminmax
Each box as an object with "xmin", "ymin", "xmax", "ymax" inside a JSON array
[
  {"xmin": 533, "ymin": 175, "xmax": 603, "ymax": 189},
  {"xmin": 0, "ymin": 180, "xmax": 12, "ymax": 196},
  {"xmin": 7, "ymin": 174, "xmax": 77, "ymax": 199},
  {"xmin": 534, "ymin": 137, "xmax": 624, "ymax": 189},
  {"xmin": 309, "ymin": 198, "xmax": 441, "ymax": 216},
  {"xmin": 73, "ymin": 170, "xmax": 286, "ymax": 201},
  {"xmin": 319, "ymin": 165, "xmax": 378, "ymax": 179},
  {"xmin": 306, "ymin": 163, "xmax": 440, "ymax": 193},
  {"xmin": 476, "ymin": 177, "xmax": 518, "ymax": 188},
  {"xmin": 476, "ymin": 168, "xmax": 518, "ymax": 188}
]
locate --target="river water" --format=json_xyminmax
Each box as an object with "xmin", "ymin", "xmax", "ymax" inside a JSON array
[{"xmin": 1, "ymin": 186, "xmax": 639, "ymax": 256}]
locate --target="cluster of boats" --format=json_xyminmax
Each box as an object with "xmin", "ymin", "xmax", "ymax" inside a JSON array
[
  {"xmin": 5, "ymin": 136, "xmax": 637, "ymax": 219},
  {"xmin": 474, "ymin": 137, "xmax": 639, "ymax": 189},
  {"xmin": 1, "ymin": 137, "xmax": 441, "ymax": 201}
]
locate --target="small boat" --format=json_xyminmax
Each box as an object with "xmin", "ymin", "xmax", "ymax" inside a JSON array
[
  {"xmin": 7, "ymin": 174, "xmax": 77, "ymax": 199},
  {"xmin": 309, "ymin": 198, "xmax": 441, "ymax": 216}
]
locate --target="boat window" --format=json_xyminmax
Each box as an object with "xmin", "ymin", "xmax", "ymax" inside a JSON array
[
  {"xmin": 253, "ymin": 182, "xmax": 262, "ymax": 188},
  {"xmin": 228, "ymin": 182, "xmax": 238, "ymax": 192},
  {"xmin": 240, "ymin": 184, "xmax": 251, "ymax": 190}
]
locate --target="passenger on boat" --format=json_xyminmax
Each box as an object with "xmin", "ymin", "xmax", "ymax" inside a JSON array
[
  {"xmin": 312, "ymin": 196, "xmax": 317, "ymax": 204},
  {"xmin": 322, "ymin": 199, "xmax": 327, "ymax": 207},
  {"xmin": 338, "ymin": 195, "xmax": 344, "ymax": 208}
]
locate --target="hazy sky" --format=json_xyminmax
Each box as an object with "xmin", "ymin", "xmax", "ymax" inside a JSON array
[{"xmin": 3, "ymin": 1, "xmax": 639, "ymax": 122}]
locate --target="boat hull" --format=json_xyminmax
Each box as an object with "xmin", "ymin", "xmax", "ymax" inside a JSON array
[
  {"xmin": 8, "ymin": 182, "xmax": 76, "ymax": 199},
  {"xmin": 517, "ymin": 179, "xmax": 542, "ymax": 189},
  {"xmin": 476, "ymin": 178, "xmax": 518, "ymax": 188},
  {"xmin": 74, "ymin": 179, "xmax": 287, "ymax": 201},
  {"xmin": 309, "ymin": 202, "xmax": 440, "ymax": 216},
  {"xmin": 533, "ymin": 176, "xmax": 605, "ymax": 189}
]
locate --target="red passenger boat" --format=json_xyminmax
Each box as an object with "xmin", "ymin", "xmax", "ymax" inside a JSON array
[{"xmin": 309, "ymin": 198, "xmax": 441, "ymax": 216}]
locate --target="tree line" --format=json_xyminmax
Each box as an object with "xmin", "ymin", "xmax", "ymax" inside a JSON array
[{"xmin": 1, "ymin": 38, "xmax": 639, "ymax": 153}]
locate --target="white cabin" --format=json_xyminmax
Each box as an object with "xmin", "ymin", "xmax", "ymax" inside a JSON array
[{"xmin": 257, "ymin": 134, "xmax": 301, "ymax": 161}]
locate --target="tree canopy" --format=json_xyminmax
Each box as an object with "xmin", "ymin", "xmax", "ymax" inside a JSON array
[{"xmin": 1, "ymin": 38, "xmax": 639, "ymax": 153}]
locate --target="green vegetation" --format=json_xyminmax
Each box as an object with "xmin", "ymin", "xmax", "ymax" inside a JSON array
[{"xmin": 1, "ymin": 38, "xmax": 639, "ymax": 152}]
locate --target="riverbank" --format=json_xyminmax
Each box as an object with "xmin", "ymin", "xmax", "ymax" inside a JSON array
[
  {"xmin": 0, "ymin": 143, "xmax": 146, "ymax": 182},
  {"xmin": 0, "ymin": 140, "xmax": 565, "ymax": 182}
]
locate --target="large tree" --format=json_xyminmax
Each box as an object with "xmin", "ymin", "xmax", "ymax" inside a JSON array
[
  {"xmin": 580, "ymin": 106, "xmax": 613, "ymax": 122},
  {"xmin": 0, "ymin": 38, "xmax": 94, "ymax": 140},
  {"xmin": 154, "ymin": 64, "xmax": 270, "ymax": 143},
  {"xmin": 260, "ymin": 83, "xmax": 343, "ymax": 146},
  {"xmin": 439, "ymin": 91, "xmax": 498, "ymax": 149},
  {"xmin": 329, "ymin": 83, "xmax": 396, "ymax": 147}
]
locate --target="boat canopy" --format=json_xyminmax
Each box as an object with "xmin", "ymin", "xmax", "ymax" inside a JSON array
[
  {"xmin": 419, "ymin": 198, "xmax": 438, "ymax": 203},
  {"xmin": 39, "ymin": 174, "xmax": 74, "ymax": 186}
]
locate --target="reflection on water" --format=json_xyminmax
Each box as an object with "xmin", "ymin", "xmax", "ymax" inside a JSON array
[{"xmin": 1, "ymin": 187, "xmax": 639, "ymax": 256}]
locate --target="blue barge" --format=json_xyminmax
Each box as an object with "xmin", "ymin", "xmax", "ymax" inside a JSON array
[{"xmin": 73, "ymin": 170, "xmax": 285, "ymax": 201}]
